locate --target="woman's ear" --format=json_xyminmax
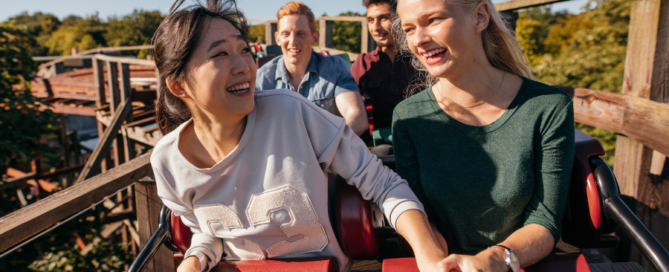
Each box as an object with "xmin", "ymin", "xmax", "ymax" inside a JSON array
[
  {"xmin": 165, "ymin": 78, "xmax": 189, "ymax": 98},
  {"xmin": 474, "ymin": 1, "xmax": 491, "ymax": 34}
]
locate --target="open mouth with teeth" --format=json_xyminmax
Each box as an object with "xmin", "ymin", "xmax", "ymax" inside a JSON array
[
  {"xmin": 421, "ymin": 48, "xmax": 447, "ymax": 65},
  {"xmin": 226, "ymin": 82, "xmax": 251, "ymax": 94},
  {"xmin": 287, "ymin": 48, "xmax": 302, "ymax": 55}
]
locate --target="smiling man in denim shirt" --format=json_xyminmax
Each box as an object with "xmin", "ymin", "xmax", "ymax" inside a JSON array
[{"xmin": 256, "ymin": 1, "xmax": 369, "ymax": 136}]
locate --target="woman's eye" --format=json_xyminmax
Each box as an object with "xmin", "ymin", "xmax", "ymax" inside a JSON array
[
  {"xmin": 242, "ymin": 47, "xmax": 251, "ymax": 54},
  {"xmin": 428, "ymin": 17, "xmax": 443, "ymax": 24},
  {"xmin": 403, "ymin": 27, "xmax": 414, "ymax": 34},
  {"xmin": 213, "ymin": 51, "xmax": 228, "ymax": 58}
]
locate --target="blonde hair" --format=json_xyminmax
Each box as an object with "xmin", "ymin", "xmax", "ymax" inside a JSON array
[
  {"xmin": 277, "ymin": 1, "xmax": 317, "ymax": 33},
  {"xmin": 394, "ymin": 0, "xmax": 533, "ymax": 93}
]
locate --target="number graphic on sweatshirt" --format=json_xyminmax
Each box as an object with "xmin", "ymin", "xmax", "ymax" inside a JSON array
[
  {"xmin": 192, "ymin": 185, "xmax": 328, "ymax": 259},
  {"xmin": 246, "ymin": 186, "xmax": 329, "ymax": 257},
  {"xmin": 193, "ymin": 204, "xmax": 265, "ymax": 259}
]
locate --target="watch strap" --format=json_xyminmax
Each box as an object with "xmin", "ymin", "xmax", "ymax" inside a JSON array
[{"xmin": 489, "ymin": 245, "xmax": 520, "ymax": 272}]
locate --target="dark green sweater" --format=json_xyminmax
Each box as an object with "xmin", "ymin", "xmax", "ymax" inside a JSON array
[{"xmin": 392, "ymin": 78, "xmax": 575, "ymax": 254}]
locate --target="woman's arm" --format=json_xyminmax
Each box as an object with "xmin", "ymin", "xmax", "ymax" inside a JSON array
[
  {"xmin": 396, "ymin": 210, "xmax": 448, "ymax": 272},
  {"xmin": 437, "ymin": 224, "xmax": 553, "ymax": 272}
]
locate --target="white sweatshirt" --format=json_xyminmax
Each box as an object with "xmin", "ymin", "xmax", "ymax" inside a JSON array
[{"xmin": 151, "ymin": 89, "xmax": 424, "ymax": 271}]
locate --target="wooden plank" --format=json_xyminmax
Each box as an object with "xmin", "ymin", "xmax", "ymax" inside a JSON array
[
  {"xmin": 622, "ymin": 96, "xmax": 669, "ymax": 156},
  {"xmin": 494, "ymin": 0, "xmax": 570, "ymax": 11},
  {"xmin": 622, "ymin": 0, "xmax": 662, "ymax": 99},
  {"xmin": 94, "ymin": 54, "xmax": 155, "ymax": 66},
  {"xmin": 650, "ymin": 151, "xmax": 666, "ymax": 176},
  {"xmin": 79, "ymin": 45, "xmax": 154, "ymax": 56},
  {"xmin": 40, "ymin": 103, "xmax": 97, "ymax": 116},
  {"xmin": 651, "ymin": 0, "xmax": 669, "ymax": 103},
  {"xmin": 318, "ymin": 16, "xmax": 365, "ymax": 22},
  {"xmin": 361, "ymin": 21, "xmax": 369, "ymax": 54},
  {"xmin": 557, "ymin": 86, "xmax": 626, "ymax": 134},
  {"xmin": 75, "ymin": 95, "xmax": 133, "ymax": 184},
  {"xmin": 93, "ymin": 59, "xmax": 106, "ymax": 106},
  {"xmin": 135, "ymin": 179, "xmax": 176, "ymax": 272},
  {"xmin": 0, "ymin": 150, "xmax": 153, "ymax": 252}
]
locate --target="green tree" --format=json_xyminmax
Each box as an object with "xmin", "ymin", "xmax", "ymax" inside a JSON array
[
  {"xmin": 1, "ymin": 12, "xmax": 61, "ymax": 56},
  {"xmin": 105, "ymin": 10, "xmax": 164, "ymax": 58},
  {"xmin": 332, "ymin": 12, "xmax": 363, "ymax": 53},
  {"xmin": 248, "ymin": 24, "xmax": 266, "ymax": 44},
  {"xmin": 44, "ymin": 14, "xmax": 107, "ymax": 56},
  {"xmin": 516, "ymin": 0, "xmax": 631, "ymax": 165},
  {"xmin": 0, "ymin": 26, "xmax": 57, "ymax": 176}
]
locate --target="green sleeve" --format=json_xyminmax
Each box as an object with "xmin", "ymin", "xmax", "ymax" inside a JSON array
[
  {"xmin": 392, "ymin": 112, "xmax": 438, "ymax": 221},
  {"xmin": 523, "ymin": 102, "xmax": 575, "ymax": 245}
]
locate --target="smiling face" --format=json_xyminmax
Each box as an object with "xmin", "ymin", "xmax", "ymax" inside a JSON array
[
  {"xmin": 366, "ymin": 3, "xmax": 395, "ymax": 48},
  {"xmin": 178, "ymin": 18, "xmax": 256, "ymax": 119},
  {"xmin": 275, "ymin": 14, "xmax": 318, "ymax": 66},
  {"xmin": 398, "ymin": 0, "xmax": 484, "ymax": 79}
]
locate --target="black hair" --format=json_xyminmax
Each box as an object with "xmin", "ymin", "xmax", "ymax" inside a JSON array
[
  {"xmin": 362, "ymin": 0, "xmax": 397, "ymax": 11},
  {"xmin": 152, "ymin": 0, "xmax": 249, "ymax": 134}
]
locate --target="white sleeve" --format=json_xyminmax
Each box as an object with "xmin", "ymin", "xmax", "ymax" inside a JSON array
[
  {"xmin": 312, "ymin": 119, "xmax": 425, "ymax": 229},
  {"xmin": 153, "ymin": 168, "xmax": 223, "ymax": 271}
]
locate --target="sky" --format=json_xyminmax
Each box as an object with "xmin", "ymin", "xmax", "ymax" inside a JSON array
[{"xmin": 2, "ymin": 0, "xmax": 588, "ymax": 23}]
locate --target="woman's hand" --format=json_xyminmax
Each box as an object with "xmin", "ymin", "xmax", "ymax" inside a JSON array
[
  {"xmin": 437, "ymin": 247, "xmax": 507, "ymax": 272},
  {"xmin": 178, "ymin": 256, "xmax": 203, "ymax": 272}
]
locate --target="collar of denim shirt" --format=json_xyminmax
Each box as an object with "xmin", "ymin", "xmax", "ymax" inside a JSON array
[{"xmin": 275, "ymin": 50, "xmax": 320, "ymax": 86}]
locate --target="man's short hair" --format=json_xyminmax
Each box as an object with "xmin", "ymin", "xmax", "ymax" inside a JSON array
[
  {"xmin": 362, "ymin": 0, "xmax": 397, "ymax": 11},
  {"xmin": 277, "ymin": 1, "xmax": 317, "ymax": 33}
]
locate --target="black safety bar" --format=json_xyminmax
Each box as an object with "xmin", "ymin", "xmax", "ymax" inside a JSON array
[
  {"xmin": 128, "ymin": 206, "xmax": 174, "ymax": 272},
  {"xmin": 591, "ymin": 158, "xmax": 669, "ymax": 272}
]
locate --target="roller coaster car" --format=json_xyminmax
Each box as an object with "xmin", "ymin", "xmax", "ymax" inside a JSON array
[{"xmin": 129, "ymin": 130, "xmax": 669, "ymax": 272}]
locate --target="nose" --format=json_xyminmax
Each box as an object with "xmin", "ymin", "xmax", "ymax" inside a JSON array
[
  {"xmin": 230, "ymin": 52, "xmax": 251, "ymax": 76},
  {"xmin": 287, "ymin": 32, "xmax": 298, "ymax": 47},
  {"xmin": 412, "ymin": 26, "xmax": 431, "ymax": 48}
]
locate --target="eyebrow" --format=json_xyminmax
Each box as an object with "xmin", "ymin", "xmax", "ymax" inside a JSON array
[
  {"xmin": 207, "ymin": 35, "xmax": 244, "ymax": 52},
  {"xmin": 367, "ymin": 13, "xmax": 392, "ymax": 19}
]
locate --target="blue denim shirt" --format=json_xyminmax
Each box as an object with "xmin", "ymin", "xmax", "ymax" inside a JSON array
[{"xmin": 255, "ymin": 50, "xmax": 359, "ymax": 117}]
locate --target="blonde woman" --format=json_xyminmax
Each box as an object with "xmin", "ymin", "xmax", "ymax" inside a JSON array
[{"xmin": 392, "ymin": 0, "xmax": 575, "ymax": 271}]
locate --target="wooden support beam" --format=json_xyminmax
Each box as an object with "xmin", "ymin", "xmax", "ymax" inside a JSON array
[
  {"xmin": 93, "ymin": 59, "xmax": 106, "ymax": 106},
  {"xmin": 612, "ymin": 0, "xmax": 668, "ymax": 270},
  {"xmin": 135, "ymin": 178, "xmax": 177, "ymax": 272},
  {"xmin": 361, "ymin": 21, "xmax": 369, "ymax": 54},
  {"xmin": 0, "ymin": 150, "xmax": 153, "ymax": 253},
  {"xmin": 75, "ymin": 95, "xmax": 133, "ymax": 184}
]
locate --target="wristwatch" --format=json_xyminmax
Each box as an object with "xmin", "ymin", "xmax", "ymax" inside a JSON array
[{"xmin": 490, "ymin": 245, "xmax": 519, "ymax": 272}]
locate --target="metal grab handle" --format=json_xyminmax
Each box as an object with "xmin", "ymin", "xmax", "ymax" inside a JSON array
[
  {"xmin": 128, "ymin": 206, "xmax": 172, "ymax": 272},
  {"xmin": 591, "ymin": 159, "xmax": 669, "ymax": 272}
]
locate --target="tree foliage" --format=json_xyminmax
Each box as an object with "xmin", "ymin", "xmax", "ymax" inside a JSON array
[
  {"xmin": 0, "ymin": 26, "xmax": 57, "ymax": 176},
  {"xmin": 248, "ymin": 24, "xmax": 266, "ymax": 44},
  {"xmin": 45, "ymin": 14, "xmax": 107, "ymax": 56},
  {"xmin": 105, "ymin": 10, "xmax": 164, "ymax": 58},
  {"xmin": 516, "ymin": 0, "xmax": 631, "ymax": 165},
  {"xmin": 0, "ymin": 12, "xmax": 61, "ymax": 56},
  {"xmin": 332, "ymin": 12, "xmax": 363, "ymax": 53}
]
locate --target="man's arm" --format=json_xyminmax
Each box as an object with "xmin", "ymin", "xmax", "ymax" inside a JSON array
[{"xmin": 335, "ymin": 91, "xmax": 369, "ymax": 136}]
